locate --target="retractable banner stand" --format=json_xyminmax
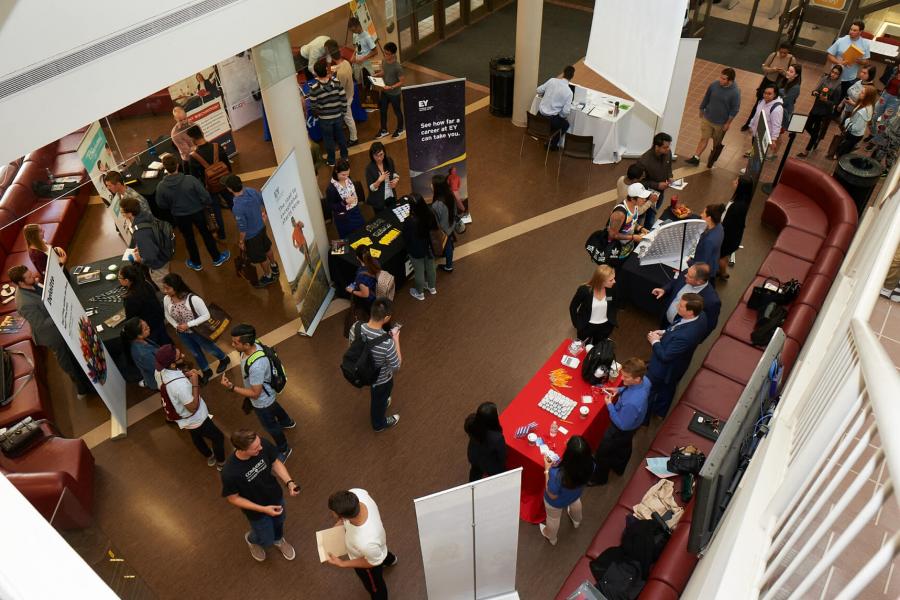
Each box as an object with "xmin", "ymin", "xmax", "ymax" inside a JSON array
[
  {"xmin": 217, "ymin": 52, "xmax": 263, "ymax": 131},
  {"xmin": 168, "ymin": 67, "xmax": 237, "ymax": 157},
  {"xmin": 261, "ymin": 149, "xmax": 334, "ymax": 336},
  {"xmin": 349, "ymin": 0, "xmax": 379, "ymax": 42},
  {"xmin": 401, "ymin": 78, "xmax": 468, "ymax": 199},
  {"xmin": 77, "ymin": 121, "xmax": 130, "ymax": 245},
  {"xmin": 42, "ymin": 255, "xmax": 127, "ymax": 438}
]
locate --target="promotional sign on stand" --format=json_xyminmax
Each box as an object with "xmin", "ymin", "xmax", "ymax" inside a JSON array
[
  {"xmin": 216, "ymin": 52, "xmax": 263, "ymax": 131},
  {"xmin": 77, "ymin": 121, "xmax": 130, "ymax": 245},
  {"xmin": 401, "ymin": 78, "xmax": 468, "ymax": 200},
  {"xmin": 349, "ymin": 0, "xmax": 379, "ymax": 42},
  {"xmin": 168, "ymin": 67, "xmax": 237, "ymax": 157},
  {"xmin": 42, "ymin": 254, "xmax": 127, "ymax": 438},
  {"xmin": 261, "ymin": 149, "xmax": 334, "ymax": 336}
]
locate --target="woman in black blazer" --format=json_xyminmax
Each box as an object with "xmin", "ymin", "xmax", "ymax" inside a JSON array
[
  {"xmin": 718, "ymin": 174, "xmax": 753, "ymax": 280},
  {"xmin": 464, "ymin": 402, "xmax": 507, "ymax": 482},
  {"xmin": 569, "ymin": 265, "xmax": 618, "ymax": 344},
  {"xmin": 364, "ymin": 142, "xmax": 399, "ymax": 212}
]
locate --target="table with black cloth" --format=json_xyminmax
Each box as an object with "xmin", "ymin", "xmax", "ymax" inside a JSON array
[
  {"xmin": 120, "ymin": 136, "xmax": 179, "ymax": 221},
  {"xmin": 327, "ymin": 207, "xmax": 411, "ymax": 299}
]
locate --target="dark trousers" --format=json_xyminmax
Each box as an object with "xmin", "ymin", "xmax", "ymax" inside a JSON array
[
  {"xmin": 173, "ymin": 210, "xmax": 222, "ymax": 265},
  {"xmin": 253, "ymin": 401, "xmax": 294, "ymax": 454},
  {"xmin": 648, "ymin": 377, "xmax": 677, "ymax": 419},
  {"xmin": 576, "ymin": 321, "xmax": 614, "ymax": 345},
  {"xmin": 354, "ymin": 551, "xmax": 396, "ymax": 600},
  {"xmin": 469, "ymin": 465, "xmax": 484, "ymax": 482},
  {"xmin": 804, "ymin": 115, "xmax": 830, "ymax": 151},
  {"xmin": 592, "ymin": 423, "xmax": 637, "ymax": 485},
  {"xmin": 379, "ymin": 93, "xmax": 404, "ymax": 132},
  {"xmin": 370, "ymin": 379, "xmax": 393, "ymax": 430},
  {"xmin": 319, "ymin": 117, "xmax": 348, "ymax": 165},
  {"xmin": 53, "ymin": 345, "xmax": 93, "ymax": 395},
  {"xmin": 547, "ymin": 114, "xmax": 569, "ymax": 149},
  {"xmin": 188, "ymin": 417, "xmax": 226, "ymax": 462},
  {"xmin": 836, "ymin": 132, "xmax": 863, "ymax": 158},
  {"xmin": 209, "ymin": 190, "xmax": 233, "ymax": 239}
]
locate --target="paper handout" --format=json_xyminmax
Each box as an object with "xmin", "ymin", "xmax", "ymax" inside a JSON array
[{"xmin": 316, "ymin": 524, "xmax": 348, "ymax": 563}]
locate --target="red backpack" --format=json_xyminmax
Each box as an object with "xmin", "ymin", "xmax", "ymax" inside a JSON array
[{"xmin": 159, "ymin": 375, "xmax": 197, "ymax": 422}]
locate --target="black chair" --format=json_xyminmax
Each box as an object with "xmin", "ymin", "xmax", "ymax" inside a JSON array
[
  {"xmin": 557, "ymin": 133, "xmax": 594, "ymax": 184},
  {"xmin": 519, "ymin": 112, "xmax": 561, "ymax": 166}
]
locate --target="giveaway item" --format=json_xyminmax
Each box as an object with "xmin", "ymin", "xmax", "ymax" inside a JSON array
[
  {"xmin": 0, "ymin": 417, "xmax": 49, "ymax": 457},
  {"xmin": 514, "ymin": 421, "xmax": 538, "ymax": 438},
  {"xmin": 538, "ymin": 389, "xmax": 577, "ymax": 420},
  {"xmin": 78, "ymin": 316, "xmax": 108, "ymax": 384},
  {"xmin": 188, "ymin": 295, "xmax": 231, "ymax": 340}
]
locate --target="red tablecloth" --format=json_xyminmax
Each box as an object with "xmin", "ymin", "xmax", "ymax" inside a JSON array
[{"xmin": 499, "ymin": 339, "xmax": 617, "ymax": 523}]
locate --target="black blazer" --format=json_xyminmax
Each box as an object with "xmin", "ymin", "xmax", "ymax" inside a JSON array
[
  {"xmin": 720, "ymin": 200, "xmax": 749, "ymax": 257},
  {"xmin": 467, "ymin": 430, "xmax": 507, "ymax": 478},
  {"xmin": 569, "ymin": 284, "xmax": 619, "ymax": 332},
  {"xmin": 660, "ymin": 275, "xmax": 721, "ymax": 336},
  {"xmin": 364, "ymin": 157, "xmax": 397, "ymax": 212}
]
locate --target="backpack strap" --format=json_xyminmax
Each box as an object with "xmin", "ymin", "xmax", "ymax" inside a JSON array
[
  {"xmin": 160, "ymin": 375, "xmax": 199, "ymax": 418},
  {"xmin": 213, "ymin": 143, "xmax": 219, "ymax": 164},
  {"xmin": 187, "ymin": 294, "xmax": 199, "ymax": 320},
  {"xmin": 191, "ymin": 150, "xmax": 211, "ymax": 169}
]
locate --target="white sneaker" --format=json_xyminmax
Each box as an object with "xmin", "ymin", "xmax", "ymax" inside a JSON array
[
  {"xmin": 427, "ymin": 287, "xmax": 437, "ymax": 295},
  {"xmin": 410, "ymin": 288, "xmax": 425, "ymax": 301},
  {"xmin": 882, "ymin": 287, "xmax": 894, "ymax": 299},
  {"xmin": 892, "ymin": 287, "xmax": 900, "ymax": 303}
]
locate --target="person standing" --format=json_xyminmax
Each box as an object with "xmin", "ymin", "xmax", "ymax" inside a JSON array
[
  {"xmin": 740, "ymin": 42, "xmax": 794, "ymax": 132},
  {"xmin": 326, "ymin": 489, "xmax": 398, "ymax": 600},
  {"xmin": 636, "ymin": 132, "xmax": 673, "ymax": 227},
  {"xmin": 540, "ymin": 436, "xmax": 593, "ymax": 546},
  {"xmin": 588, "ymin": 358, "xmax": 651, "ymax": 486},
  {"xmin": 685, "ymin": 68, "xmax": 741, "ymax": 168},
  {"xmin": 798, "ymin": 66, "xmax": 843, "ymax": 157},
  {"xmin": 744, "ymin": 84, "xmax": 783, "ymax": 156},
  {"xmin": 365, "ymin": 142, "xmax": 400, "ymax": 212},
  {"xmin": 349, "ymin": 17, "xmax": 378, "ymax": 87},
  {"xmin": 569, "ymin": 264, "xmax": 618, "ymax": 344},
  {"xmin": 464, "ymin": 401, "xmax": 507, "ymax": 482},
  {"xmin": 827, "ymin": 20, "xmax": 871, "ymax": 97},
  {"xmin": 9, "ymin": 265, "xmax": 93, "ymax": 399},
  {"xmin": 187, "ymin": 125, "xmax": 231, "ymax": 239},
  {"xmin": 221, "ymin": 324, "xmax": 296, "ymax": 460},
  {"xmin": 155, "ymin": 154, "xmax": 230, "ymax": 271},
  {"xmin": 327, "ymin": 160, "xmax": 367, "ymax": 239},
  {"xmin": 224, "ymin": 175, "xmax": 279, "ymax": 287},
  {"xmin": 309, "ymin": 60, "xmax": 349, "ymax": 167},
  {"xmin": 348, "ymin": 298, "xmax": 401, "ymax": 431},
  {"xmin": 688, "ymin": 204, "xmax": 726, "ymax": 280},
  {"xmin": 119, "ymin": 196, "xmax": 172, "ymax": 289},
  {"xmin": 603, "ymin": 183, "xmax": 650, "ymax": 267},
  {"xmin": 121, "ymin": 318, "xmax": 159, "ymax": 390},
  {"xmin": 430, "ymin": 174, "xmax": 457, "ymax": 273},
  {"xmin": 330, "ymin": 46, "xmax": 359, "ymax": 146},
  {"xmin": 170, "ymin": 106, "xmax": 194, "ymax": 169},
  {"xmin": 833, "ymin": 86, "xmax": 876, "ymax": 159},
  {"xmin": 536, "ymin": 65, "xmax": 575, "ymax": 151},
  {"xmin": 221, "ymin": 428, "xmax": 300, "ymax": 562},
  {"xmin": 718, "ymin": 174, "xmax": 754, "ymax": 280},
  {"xmin": 103, "ymin": 170, "xmax": 152, "ymax": 215},
  {"xmin": 779, "ymin": 64, "xmax": 803, "ymax": 131},
  {"xmin": 374, "ymin": 42, "xmax": 406, "ymax": 139},
  {"xmin": 651, "ymin": 263, "xmax": 721, "ymax": 337},
  {"xmin": 616, "ymin": 164, "xmax": 645, "ymax": 203},
  {"xmin": 402, "ymin": 194, "xmax": 437, "ymax": 300},
  {"xmin": 873, "ymin": 66, "xmax": 900, "ymax": 127},
  {"xmin": 117, "ymin": 263, "xmax": 171, "ymax": 346}
]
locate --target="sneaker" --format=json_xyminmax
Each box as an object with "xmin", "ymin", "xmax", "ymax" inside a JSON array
[
  {"xmin": 684, "ymin": 155, "xmax": 700, "ymax": 166},
  {"xmin": 375, "ymin": 129, "xmax": 390, "ymax": 139},
  {"xmin": 375, "ymin": 415, "xmax": 400, "ymax": 432},
  {"xmin": 254, "ymin": 274, "xmax": 277, "ymax": 288},
  {"xmin": 270, "ymin": 263, "xmax": 280, "ymax": 276},
  {"xmin": 245, "ymin": 532, "xmax": 266, "ymax": 562},
  {"xmin": 384, "ymin": 554, "xmax": 398, "ymax": 567},
  {"xmin": 539, "ymin": 523, "xmax": 558, "ymax": 546},
  {"xmin": 567, "ymin": 507, "xmax": 581, "ymax": 529},
  {"xmin": 213, "ymin": 250, "xmax": 231, "ymax": 267},
  {"xmin": 282, "ymin": 420, "xmax": 298, "ymax": 429},
  {"xmin": 427, "ymin": 287, "xmax": 437, "ymax": 295},
  {"xmin": 439, "ymin": 265, "xmax": 454, "ymax": 272},
  {"xmin": 892, "ymin": 287, "xmax": 900, "ymax": 303},
  {"xmin": 392, "ymin": 129, "xmax": 405, "ymax": 138},
  {"xmin": 326, "ymin": 161, "xmax": 335, "ymax": 167},
  {"xmin": 348, "ymin": 139, "xmax": 359, "ymax": 146},
  {"xmin": 201, "ymin": 369, "xmax": 213, "ymax": 385},
  {"xmin": 186, "ymin": 260, "xmax": 203, "ymax": 272},
  {"xmin": 274, "ymin": 538, "xmax": 296, "ymax": 560},
  {"xmin": 882, "ymin": 287, "xmax": 893, "ymax": 299},
  {"xmin": 216, "ymin": 356, "xmax": 230, "ymax": 374},
  {"xmin": 207, "ymin": 455, "xmax": 217, "ymax": 468},
  {"xmin": 216, "ymin": 461, "xmax": 225, "ymax": 472},
  {"xmin": 137, "ymin": 380, "xmax": 146, "ymax": 388},
  {"xmin": 77, "ymin": 393, "xmax": 89, "ymax": 400},
  {"xmin": 410, "ymin": 288, "xmax": 425, "ymax": 301},
  {"xmin": 280, "ymin": 447, "xmax": 293, "ymax": 462}
]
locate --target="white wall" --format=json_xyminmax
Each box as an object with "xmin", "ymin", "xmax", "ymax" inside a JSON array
[{"xmin": 0, "ymin": 0, "xmax": 345, "ymax": 163}]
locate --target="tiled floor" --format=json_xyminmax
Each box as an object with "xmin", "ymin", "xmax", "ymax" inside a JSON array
[{"xmin": 870, "ymin": 295, "xmax": 900, "ymax": 369}]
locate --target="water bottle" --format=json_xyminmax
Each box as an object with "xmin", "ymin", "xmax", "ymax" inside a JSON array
[
  {"xmin": 549, "ymin": 420, "xmax": 558, "ymax": 438},
  {"xmin": 146, "ymin": 138, "xmax": 158, "ymax": 160},
  {"xmin": 614, "ymin": 101, "xmax": 620, "ymax": 116}
]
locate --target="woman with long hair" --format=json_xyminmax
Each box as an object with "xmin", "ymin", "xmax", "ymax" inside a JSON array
[
  {"xmin": 718, "ymin": 175, "xmax": 754, "ymax": 280},
  {"xmin": 541, "ymin": 435, "xmax": 593, "ymax": 546},
  {"xmin": 569, "ymin": 264, "xmax": 618, "ymax": 344},
  {"xmin": 160, "ymin": 273, "xmax": 229, "ymax": 383},
  {"xmin": 840, "ymin": 64, "xmax": 877, "ymax": 121},
  {"xmin": 798, "ymin": 65, "xmax": 843, "ymax": 157},
  {"xmin": 401, "ymin": 193, "xmax": 438, "ymax": 301},
  {"xmin": 464, "ymin": 402, "xmax": 506, "ymax": 482},
  {"xmin": 343, "ymin": 246, "xmax": 381, "ymax": 336},
  {"xmin": 832, "ymin": 85, "xmax": 877, "ymax": 159},
  {"xmin": 430, "ymin": 174, "xmax": 458, "ymax": 272},
  {"xmin": 364, "ymin": 142, "xmax": 399, "ymax": 212},
  {"xmin": 118, "ymin": 264, "xmax": 171, "ymax": 346},
  {"xmin": 326, "ymin": 159, "xmax": 366, "ymax": 238},
  {"xmin": 689, "ymin": 203, "xmax": 726, "ymax": 280},
  {"xmin": 22, "ymin": 223, "xmax": 66, "ymax": 278},
  {"xmin": 779, "ymin": 63, "xmax": 803, "ymax": 130},
  {"xmin": 120, "ymin": 317, "xmax": 159, "ymax": 389}
]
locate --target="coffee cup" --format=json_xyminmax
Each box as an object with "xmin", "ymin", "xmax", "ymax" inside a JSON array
[
  {"xmin": 527, "ymin": 432, "xmax": 538, "ymax": 445},
  {"xmin": 579, "ymin": 406, "xmax": 590, "ymax": 419}
]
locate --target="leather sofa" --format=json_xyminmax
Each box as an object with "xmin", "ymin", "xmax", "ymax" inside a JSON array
[{"xmin": 555, "ymin": 159, "xmax": 858, "ymax": 599}]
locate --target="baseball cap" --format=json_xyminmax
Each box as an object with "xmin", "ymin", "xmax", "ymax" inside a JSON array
[
  {"xmin": 627, "ymin": 182, "xmax": 653, "ymax": 199},
  {"xmin": 154, "ymin": 344, "xmax": 177, "ymax": 370}
]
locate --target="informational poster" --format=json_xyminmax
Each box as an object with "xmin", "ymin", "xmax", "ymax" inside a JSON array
[
  {"xmin": 217, "ymin": 52, "xmax": 263, "ymax": 131},
  {"xmin": 401, "ymin": 78, "xmax": 468, "ymax": 200},
  {"xmin": 77, "ymin": 121, "xmax": 130, "ymax": 245},
  {"xmin": 810, "ymin": 0, "xmax": 847, "ymax": 10},
  {"xmin": 261, "ymin": 149, "xmax": 334, "ymax": 336},
  {"xmin": 350, "ymin": 0, "xmax": 379, "ymax": 42},
  {"xmin": 167, "ymin": 67, "xmax": 237, "ymax": 157},
  {"xmin": 41, "ymin": 254, "xmax": 127, "ymax": 438}
]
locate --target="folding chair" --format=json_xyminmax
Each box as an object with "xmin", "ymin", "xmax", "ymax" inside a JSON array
[
  {"xmin": 519, "ymin": 112, "xmax": 562, "ymax": 165},
  {"xmin": 556, "ymin": 133, "xmax": 594, "ymax": 185}
]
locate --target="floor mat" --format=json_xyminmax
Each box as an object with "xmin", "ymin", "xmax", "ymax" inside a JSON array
[{"xmin": 698, "ymin": 16, "xmax": 780, "ymax": 75}]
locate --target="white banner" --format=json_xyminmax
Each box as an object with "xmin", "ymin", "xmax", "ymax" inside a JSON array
[
  {"xmin": 168, "ymin": 67, "xmax": 237, "ymax": 157},
  {"xmin": 42, "ymin": 255, "xmax": 127, "ymax": 437},
  {"xmin": 217, "ymin": 52, "xmax": 263, "ymax": 131},
  {"xmin": 77, "ymin": 122, "xmax": 129, "ymax": 245},
  {"xmin": 261, "ymin": 149, "xmax": 333, "ymax": 335}
]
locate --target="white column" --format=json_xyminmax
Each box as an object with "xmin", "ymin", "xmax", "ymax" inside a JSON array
[{"xmin": 511, "ymin": 0, "xmax": 543, "ymax": 127}]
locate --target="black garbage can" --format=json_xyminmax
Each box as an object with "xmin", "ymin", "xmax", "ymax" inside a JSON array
[
  {"xmin": 834, "ymin": 154, "xmax": 882, "ymax": 216},
  {"xmin": 489, "ymin": 57, "xmax": 515, "ymax": 117}
]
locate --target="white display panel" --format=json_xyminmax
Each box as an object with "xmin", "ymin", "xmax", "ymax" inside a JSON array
[
  {"xmin": 474, "ymin": 471, "xmax": 521, "ymax": 599},
  {"xmin": 637, "ymin": 219, "xmax": 707, "ymax": 269},
  {"xmin": 415, "ymin": 485, "xmax": 475, "ymax": 599}
]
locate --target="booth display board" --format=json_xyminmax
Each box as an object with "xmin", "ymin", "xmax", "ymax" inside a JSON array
[
  {"xmin": 401, "ymin": 78, "xmax": 468, "ymax": 200},
  {"xmin": 77, "ymin": 122, "xmax": 129, "ymax": 245},
  {"xmin": 42, "ymin": 254, "xmax": 127, "ymax": 438},
  {"xmin": 414, "ymin": 468, "xmax": 521, "ymax": 599},
  {"xmin": 349, "ymin": 0, "xmax": 379, "ymax": 42},
  {"xmin": 168, "ymin": 67, "xmax": 237, "ymax": 157},
  {"xmin": 217, "ymin": 52, "xmax": 263, "ymax": 131},
  {"xmin": 637, "ymin": 219, "xmax": 707, "ymax": 270},
  {"xmin": 261, "ymin": 149, "xmax": 334, "ymax": 336}
]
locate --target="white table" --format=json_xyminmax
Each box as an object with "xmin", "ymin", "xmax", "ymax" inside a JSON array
[{"xmin": 530, "ymin": 85, "xmax": 633, "ymax": 164}]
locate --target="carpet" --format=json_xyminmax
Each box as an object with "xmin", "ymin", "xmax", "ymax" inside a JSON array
[
  {"xmin": 698, "ymin": 16, "xmax": 781, "ymax": 75},
  {"xmin": 413, "ymin": 0, "xmax": 593, "ymax": 88}
]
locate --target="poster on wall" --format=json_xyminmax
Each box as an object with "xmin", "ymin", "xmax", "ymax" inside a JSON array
[
  {"xmin": 401, "ymin": 78, "xmax": 469, "ymax": 200},
  {"xmin": 217, "ymin": 52, "xmax": 263, "ymax": 131},
  {"xmin": 261, "ymin": 149, "xmax": 334, "ymax": 336},
  {"xmin": 42, "ymin": 254, "xmax": 127, "ymax": 438},
  {"xmin": 77, "ymin": 121, "xmax": 130, "ymax": 245},
  {"xmin": 167, "ymin": 67, "xmax": 237, "ymax": 157},
  {"xmin": 810, "ymin": 0, "xmax": 847, "ymax": 10},
  {"xmin": 349, "ymin": 0, "xmax": 379, "ymax": 42}
]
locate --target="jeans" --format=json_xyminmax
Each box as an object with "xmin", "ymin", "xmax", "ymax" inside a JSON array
[
  {"xmin": 248, "ymin": 499, "xmax": 286, "ymax": 548},
  {"xmin": 874, "ymin": 92, "xmax": 900, "ymax": 125},
  {"xmin": 545, "ymin": 113, "xmax": 569, "ymax": 148},
  {"xmin": 173, "ymin": 210, "xmax": 223, "ymax": 265},
  {"xmin": 443, "ymin": 235, "xmax": 455, "ymax": 268},
  {"xmin": 411, "ymin": 256, "xmax": 436, "ymax": 293},
  {"xmin": 188, "ymin": 417, "xmax": 226, "ymax": 462},
  {"xmin": 177, "ymin": 330, "xmax": 226, "ymax": 372},
  {"xmin": 354, "ymin": 551, "xmax": 396, "ymax": 600},
  {"xmin": 254, "ymin": 401, "xmax": 294, "ymax": 453},
  {"xmin": 319, "ymin": 117, "xmax": 348, "ymax": 165},
  {"xmin": 379, "ymin": 93, "xmax": 404, "ymax": 132},
  {"xmin": 370, "ymin": 379, "xmax": 393, "ymax": 430},
  {"xmin": 542, "ymin": 498, "xmax": 582, "ymax": 544}
]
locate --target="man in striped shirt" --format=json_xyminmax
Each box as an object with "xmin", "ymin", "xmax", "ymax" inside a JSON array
[
  {"xmin": 348, "ymin": 298, "xmax": 401, "ymax": 432},
  {"xmin": 309, "ymin": 60, "xmax": 349, "ymax": 167}
]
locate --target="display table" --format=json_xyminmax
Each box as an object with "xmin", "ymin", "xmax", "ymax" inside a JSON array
[
  {"xmin": 121, "ymin": 135, "xmax": 179, "ymax": 221},
  {"xmin": 529, "ymin": 85, "xmax": 632, "ymax": 164},
  {"xmin": 499, "ymin": 339, "xmax": 619, "ymax": 523}
]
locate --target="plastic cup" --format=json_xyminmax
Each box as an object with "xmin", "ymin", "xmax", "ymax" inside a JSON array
[
  {"xmin": 527, "ymin": 433, "xmax": 537, "ymax": 445},
  {"xmin": 580, "ymin": 406, "xmax": 590, "ymax": 419}
]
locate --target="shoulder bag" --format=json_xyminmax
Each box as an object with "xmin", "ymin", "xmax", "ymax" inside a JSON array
[{"xmin": 187, "ymin": 294, "xmax": 232, "ymax": 341}]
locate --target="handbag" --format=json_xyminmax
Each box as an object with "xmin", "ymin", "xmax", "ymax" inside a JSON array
[
  {"xmin": 585, "ymin": 229, "xmax": 625, "ymax": 265},
  {"xmin": 187, "ymin": 294, "xmax": 231, "ymax": 340},
  {"xmin": 429, "ymin": 228, "xmax": 447, "ymax": 256},
  {"xmin": 748, "ymin": 277, "xmax": 782, "ymax": 310},
  {"xmin": 0, "ymin": 348, "xmax": 33, "ymax": 407},
  {"xmin": 0, "ymin": 417, "xmax": 49, "ymax": 457},
  {"xmin": 234, "ymin": 248, "xmax": 259, "ymax": 287}
]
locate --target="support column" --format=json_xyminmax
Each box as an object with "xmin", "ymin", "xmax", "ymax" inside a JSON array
[
  {"xmin": 511, "ymin": 0, "xmax": 543, "ymax": 127},
  {"xmin": 251, "ymin": 33, "xmax": 330, "ymax": 278}
]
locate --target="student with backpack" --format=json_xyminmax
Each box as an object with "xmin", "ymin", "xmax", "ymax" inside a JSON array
[
  {"xmin": 221, "ymin": 324, "xmax": 296, "ymax": 461},
  {"xmin": 187, "ymin": 125, "xmax": 232, "ymax": 240},
  {"xmin": 343, "ymin": 298, "xmax": 401, "ymax": 432},
  {"xmin": 120, "ymin": 196, "xmax": 175, "ymax": 289}
]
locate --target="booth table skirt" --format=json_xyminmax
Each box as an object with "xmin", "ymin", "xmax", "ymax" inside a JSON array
[
  {"xmin": 499, "ymin": 339, "xmax": 613, "ymax": 523},
  {"xmin": 529, "ymin": 95, "xmax": 630, "ymax": 164}
]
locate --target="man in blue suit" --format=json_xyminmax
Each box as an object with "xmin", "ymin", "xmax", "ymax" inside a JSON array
[
  {"xmin": 651, "ymin": 263, "xmax": 721, "ymax": 339},
  {"xmin": 646, "ymin": 293, "xmax": 708, "ymax": 419}
]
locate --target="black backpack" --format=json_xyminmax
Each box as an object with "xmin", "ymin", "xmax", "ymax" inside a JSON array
[
  {"xmin": 582, "ymin": 338, "xmax": 616, "ymax": 385},
  {"xmin": 341, "ymin": 323, "xmax": 391, "ymax": 388},
  {"xmin": 244, "ymin": 343, "xmax": 287, "ymax": 394},
  {"xmin": 751, "ymin": 302, "xmax": 788, "ymax": 347},
  {"xmin": 134, "ymin": 217, "xmax": 176, "ymax": 262},
  {"xmin": 589, "ymin": 546, "xmax": 645, "ymax": 600}
]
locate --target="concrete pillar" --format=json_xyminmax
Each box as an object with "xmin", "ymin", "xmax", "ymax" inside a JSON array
[
  {"xmin": 511, "ymin": 0, "xmax": 543, "ymax": 127},
  {"xmin": 251, "ymin": 33, "xmax": 330, "ymax": 277}
]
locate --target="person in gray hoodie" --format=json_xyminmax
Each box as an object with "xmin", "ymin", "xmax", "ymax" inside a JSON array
[{"xmin": 155, "ymin": 154, "xmax": 229, "ymax": 271}]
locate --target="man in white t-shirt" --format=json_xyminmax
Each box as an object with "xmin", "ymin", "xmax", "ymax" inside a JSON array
[
  {"xmin": 155, "ymin": 344, "xmax": 226, "ymax": 469},
  {"xmin": 326, "ymin": 489, "xmax": 397, "ymax": 599}
]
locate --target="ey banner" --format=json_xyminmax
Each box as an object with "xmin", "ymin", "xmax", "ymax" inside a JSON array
[{"xmin": 401, "ymin": 78, "xmax": 468, "ymax": 200}]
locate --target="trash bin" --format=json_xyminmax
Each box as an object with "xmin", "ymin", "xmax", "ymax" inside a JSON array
[
  {"xmin": 489, "ymin": 57, "xmax": 515, "ymax": 117},
  {"xmin": 833, "ymin": 154, "xmax": 882, "ymax": 216}
]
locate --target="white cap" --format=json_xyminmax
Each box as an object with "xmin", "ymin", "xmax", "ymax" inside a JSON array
[{"xmin": 627, "ymin": 182, "xmax": 653, "ymax": 199}]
